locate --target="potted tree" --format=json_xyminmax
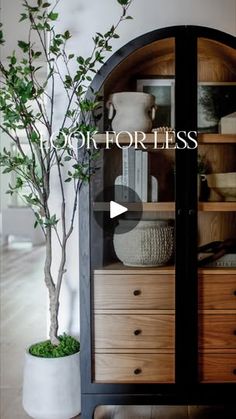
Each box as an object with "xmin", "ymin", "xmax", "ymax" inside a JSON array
[{"xmin": 0, "ymin": 1, "xmax": 133, "ymax": 418}]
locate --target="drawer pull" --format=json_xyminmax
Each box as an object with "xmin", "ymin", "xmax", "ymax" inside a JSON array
[
  {"xmin": 134, "ymin": 368, "xmax": 142, "ymax": 375},
  {"xmin": 134, "ymin": 329, "xmax": 142, "ymax": 336},
  {"xmin": 133, "ymin": 289, "xmax": 141, "ymax": 296},
  {"xmin": 233, "ymin": 369, "xmax": 236, "ymax": 375},
  {"xmin": 233, "ymin": 330, "xmax": 236, "ymax": 335},
  {"xmin": 234, "ymin": 291, "xmax": 236, "ymax": 296}
]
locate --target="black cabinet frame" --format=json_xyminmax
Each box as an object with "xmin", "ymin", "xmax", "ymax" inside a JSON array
[{"xmin": 79, "ymin": 25, "xmax": 236, "ymax": 419}]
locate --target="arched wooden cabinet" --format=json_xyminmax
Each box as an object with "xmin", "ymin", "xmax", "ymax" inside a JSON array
[{"xmin": 79, "ymin": 26, "xmax": 236, "ymax": 418}]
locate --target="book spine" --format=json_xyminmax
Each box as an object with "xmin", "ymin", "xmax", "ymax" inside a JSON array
[
  {"xmin": 128, "ymin": 147, "xmax": 135, "ymax": 194},
  {"xmin": 135, "ymin": 150, "xmax": 142, "ymax": 201},
  {"xmin": 141, "ymin": 151, "xmax": 148, "ymax": 202},
  {"xmin": 122, "ymin": 148, "xmax": 129, "ymax": 201}
]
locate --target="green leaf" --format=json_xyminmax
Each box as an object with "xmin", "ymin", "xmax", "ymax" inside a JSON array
[
  {"xmin": 64, "ymin": 30, "xmax": 71, "ymax": 40},
  {"xmin": 18, "ymin": 40, "xmax": 30, "ymax": 52},
  {"xmin": 37, "ymin": 0, "xmax": 42, "ymax": 6},
  {"xmin": 77, "ymin": 56, "xmax": 84, "ymax": 65},
  {"xmin": 117, "ymin": 0, "xmax": 129, "ymax": 4},
  {"xmin": 48, "ymin": 12, "xmax": 59, "ymax": 21},
  {"xmin": 42, "ymin": 2, "xmax": 51, "ymax": 7},
  {"xmin": 19, "ymin": 13, "xmax": 28, "ymax": 22},
  {"xmin": 125, "ymin": 15, "xmax": 133, "ymax": 19}
]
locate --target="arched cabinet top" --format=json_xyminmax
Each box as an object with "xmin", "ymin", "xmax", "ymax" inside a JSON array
[{"xmin": 91, "ymin": 25, "xmax": 236, "ymax": 93}]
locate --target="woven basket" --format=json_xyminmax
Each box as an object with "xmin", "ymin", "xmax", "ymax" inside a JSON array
[{"xmin": 113, "ymin": 220, "xmax": 174, "ymax": 267}]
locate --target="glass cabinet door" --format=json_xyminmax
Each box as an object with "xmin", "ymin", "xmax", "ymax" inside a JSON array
[
  {"xmin": 90, "ymin": 38, "xmax": 177, "ymax": 385},
  {"xmin": 197, "ymin": 38, "xmax": 236, "ymax": 384}
]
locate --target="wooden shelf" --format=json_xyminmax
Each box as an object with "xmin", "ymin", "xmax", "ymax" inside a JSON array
[
  {"xmin": 94, "ymin": 263, "xmax": 236, "ymax": 275},
  {"xmin": 94, "ymin": 133, "xmax": 236, "ymax": 145},
  {"xmin": 198, "ymin": 134, "xmax": 236, "ymax": 144},
  {"xmin": 198, "ymin": 202, "xmax": 236, "ymax": 212},
  {"xmin": 93, "ymin": 202, "xmax": 175, "ymax": 212},
  {"xmin": 199, "ymin": 267, "xmax": 236, "ymax": 275},
  {"xmin": 94, "ymin": 202, "xmax": 236, "ymax": 212},
  {"xmin": 94, "ymin": 263, "xmax": 175, "ymax": 275}
]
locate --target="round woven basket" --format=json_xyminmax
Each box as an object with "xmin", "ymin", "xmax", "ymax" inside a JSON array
[{"xmin": 113, "ymin": 220, "xmax": 174, "ymax": 267}]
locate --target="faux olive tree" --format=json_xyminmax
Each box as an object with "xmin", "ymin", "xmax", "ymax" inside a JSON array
[{"xmin": 0, "ymin": 0, "xmax": 133, "ymax": 346}]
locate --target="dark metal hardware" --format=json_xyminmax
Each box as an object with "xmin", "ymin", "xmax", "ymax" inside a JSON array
[
  {"xmin": 233, "ymin": 369, "xmax": 236, "ymax": 375},
  {"xmin": 234, "ymin": 291, "xmax": 236, "ymax": 296},
  {"xmin": 134, "ymin": 368, "xmax": 142, "ymax": 375},
  {"xmin": 133, "ymin": 289, "xmax": 141, "ymax": 296},
  {"xmin": 134, "ymin": 329, "xmax": 142, "ymax": 336}
]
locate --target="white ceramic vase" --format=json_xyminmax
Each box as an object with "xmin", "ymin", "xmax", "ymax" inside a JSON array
[
  {"xmin": 107, "ymin": 91, "xmax": 156, "ymax": 132},
  {"xmin": 22, "ymin": 350, "xmax": 81, "ymax": 419}
]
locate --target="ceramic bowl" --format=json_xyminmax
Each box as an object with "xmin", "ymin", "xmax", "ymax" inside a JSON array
[{"xmin": 206, "ymin": 172, "xmax": 236, "ymax": 202}]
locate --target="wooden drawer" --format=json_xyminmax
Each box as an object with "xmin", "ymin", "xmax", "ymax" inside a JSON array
[
  {"xmin": 199, "ymin": 314, "xmax": 236, "ymax": 348},
  {"xmin": 199, "ymin": 353, "xmax": 236, "ymax": 383},
  {"xmin": 199, "ymin": 275, "xmax": 236, "ymax": 310},
  {"xmin": 94, "ymin": 314, "xmax": 175, "ymax": 349},
  {"xmin": 94, "ymin": 274, "xmax": 175, "ymax": 310},
  {"xmin": 94, "ymin": 353, "xmax": 175, "ymax": 383}
]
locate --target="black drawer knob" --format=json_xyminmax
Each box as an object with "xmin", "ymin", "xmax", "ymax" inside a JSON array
[
  {"xmin": 233, "ymin": 330, "xmax": 236, "ymax": 335},
  {"xmin": 134, "ymin": 329, "xmax": 142, "ymax": 336},
  {"xmin": 234, "ymin": 291, "xmax": 236, "ymax": 296},
  {"xmin": 134, "ymin": 368, "xmax": 142, "ymax": 375},
  {"xmin": 233, "ymin": 369, "xmax": 236, "ymax": 375},
  {"xmin": 133, "ymin": 289, "xmax": 141, "ymax": 296}
]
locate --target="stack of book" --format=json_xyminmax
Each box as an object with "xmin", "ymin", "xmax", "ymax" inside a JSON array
[{"xmin": 115, "ymin": 148, "xmax": 158, "ymax": 202}]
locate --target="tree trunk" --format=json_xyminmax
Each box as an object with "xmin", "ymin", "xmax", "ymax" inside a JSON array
[{"xmin": 44, "ymin": 228, "xmax": 60, "ymax": 345}]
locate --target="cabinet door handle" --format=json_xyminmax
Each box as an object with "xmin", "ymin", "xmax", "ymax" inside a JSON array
[
  {"xmin": 134, "ymin": 329, "xmax": 142, "ymax": 336},
  {"xmin": 134, "ymin": 368, "xmax": 142, "ymax": 375},
  {"xmin": 133, "ymin": 289, "xmax": 141, "ymax": 296},
  {"xmin": 233, "ymin": 291, "xmax": 236, "ymax": 296},
  {"xmin": 233, "ymin": 330, "xmax": 236, "ymax": 335},
  {"xmin": 233, "ymin": 369, "xmax": 236, "ymax": 375}
]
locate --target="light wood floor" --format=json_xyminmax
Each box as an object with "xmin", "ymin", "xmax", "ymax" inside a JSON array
[
  {"xmin": 0, "ymin": 242, "xmax": 47, "ymax": 419},
  {"xmin": 1, "ymin": 242, "xmax": 236, "ymax": 419}
]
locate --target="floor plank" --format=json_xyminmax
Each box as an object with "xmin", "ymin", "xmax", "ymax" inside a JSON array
[{"xmin": 0, "ymin": 243, "xmax": 47, "ymax": 419}]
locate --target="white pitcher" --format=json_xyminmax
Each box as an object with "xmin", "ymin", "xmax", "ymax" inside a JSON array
[{"xmin": 107, "ymin": 91, "xmax": 156, "ymax": 132}]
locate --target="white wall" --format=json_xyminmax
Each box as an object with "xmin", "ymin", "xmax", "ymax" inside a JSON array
[{"xmin": 1, "ymin": 0, "xmax": 236, "ymax": 338}]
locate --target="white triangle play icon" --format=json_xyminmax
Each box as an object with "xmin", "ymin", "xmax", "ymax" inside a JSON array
[{"xmin": 110, "ymin": 201, "xmax": 128, "ymax": 219}]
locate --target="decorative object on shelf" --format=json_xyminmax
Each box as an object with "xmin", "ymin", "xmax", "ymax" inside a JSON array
[
  {"xmin": 116, "ymin": 148, "xmax": 158, "ymax": 202},
  {"xmin": 152, "ymin": 126, "xmax": 173, "ymax": 132},
  {"xmin": 198, "ymin": 82, "xmax": 236, "ymax": 133},
  {"xmin": 197, "ymin": 154, "xmax": 209, "ymax": 200},
  {"xmin": 114, "ymin": 174, "xmax": 158, "ymax": 202},
  {"xmin": 219, "ymin": 111, "xmax": 236, "ymax": 134},
  {"xmin": 113, "ymin": 219, "xmax": 174, "ymax": 267},
  {"xmin": 198, "ymin": 239, "xmax": 236, "ymax": 267},
  {"xmin": 137, "ymin": 78, "xmax": 175, "ymax": 128},
  {"xmin": 206, "ymin": 172, "xmax": 236, "ymax": 201},
  {"xmin": 107, "ymin": 92, "xmax": 156, "ymax": 132}
]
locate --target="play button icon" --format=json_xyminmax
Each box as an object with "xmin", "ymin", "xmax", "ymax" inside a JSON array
[
  {"xmin": 93, "ymin": 185, "xmax": 143, "ymax": 234},
  {"xmin": 110, "ymin": 201, "xmax": 128, "ymax": 219}
]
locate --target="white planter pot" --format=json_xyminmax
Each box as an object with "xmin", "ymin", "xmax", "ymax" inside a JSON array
[
  {"xmin": 107, "ymin": 91, "xmax": 156, "ymax": 132},
  {"xmin": 23, "ymin": 350, "xmax": 81, "ymax": 419}
]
